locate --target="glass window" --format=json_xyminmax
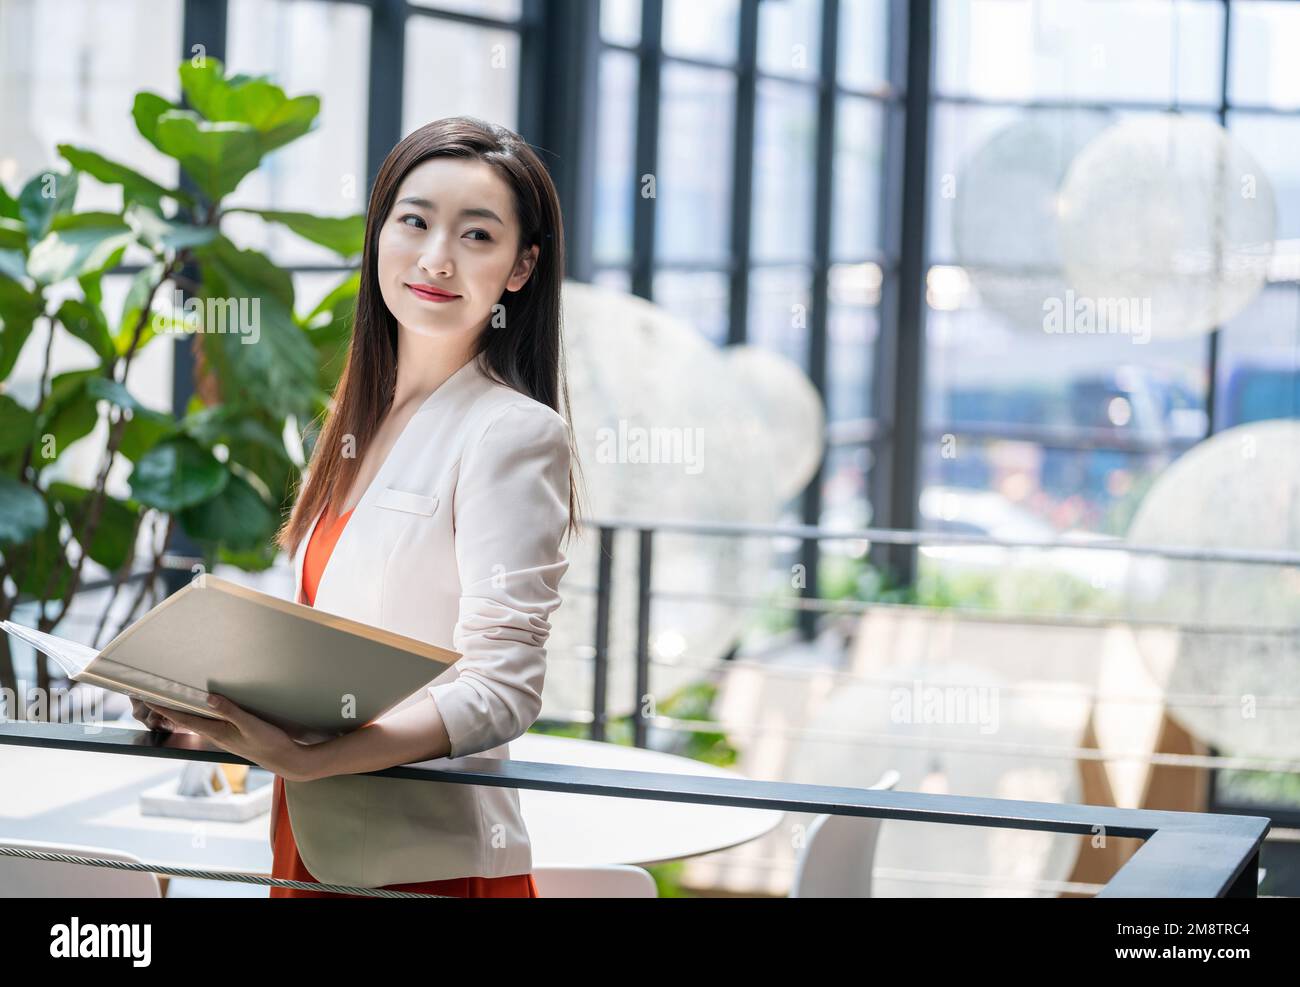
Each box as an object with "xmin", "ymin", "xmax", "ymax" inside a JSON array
[
  {"xmin": 1227, "ymin": 112, "xmax": 1300, "ymax": 243},
  {"xmin": 919, "ymin": 432, "xmax": 1182, "ymax": 538},
  {"xmin": 655, "ymin": 63, "xmax": 735, "ymax": 264},
  {"xmin": 826, "ymin": 262, "xmax": 881, "ymax": 423},
  {"xmin": 1229, "ymin": 0, "xmax": 1300, "ymax": 109},
  {"xmin": 652, "ymin": 269, "xmax": 730, "ymax": 346},
  {"xmin": 935, "ymin": 0, "xmax": 1223, "ymax": 106},
  {"xmin": 750, "ymin": 79, "xmax": 817, "ymax": 264},
  {"xmin": 837, "ymin": 0, "xmax": 890, "ymax": 93},
  {"xmin": 662, "ymin": 0, "xmax": 739, "ymax": 63},
  {"xmin": 0, "ymin": 0, "xmax": 183, "ymax": 209},
  {"xmin": 1217, "ymin": 284, "xmax": 1300, "ymax": 430},
  {"xmin": 601, "ymin": 0, "xmax": 642, "ymax": 47},
  {"xmin": 403, "ymin": 15, "xmax": 520, "ymax": 138},
  {"xmin": 923, "ymin": 289, "xmax": 1209, "ymax": 533},
  {"xmin": 832, "ymin": 94, "xmax": 886, "ymax": 261},
  {"xmin": 928, "ymin": 103, "xmax": 1115, "ymax": 264},
  {"xmin": 594, "ymin": 50, "xmax": 639, "ymax": 266},
  {"xmin": 592, "ymin": 267, "xmax": 632, "ymax": 294},
  {"xmin": 748, "ymin": 265, "xmax": 812, "ymax": 369},
  {"xmin": 408, "ymin": 0, "xmax": 522, "ymax": 20},
  {"xmin": 226, "ymin": 0, "xmax": 370, "ymax": 267},
  {"xmin": 820, "ymin": 441, "xmax": 874, "ymax": 534},
  {"xmin": 758, "ymin": 0, "xmax": 821, "ymax": 80}
]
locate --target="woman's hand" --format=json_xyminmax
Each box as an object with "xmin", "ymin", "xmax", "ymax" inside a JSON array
[
  {"xmin": 142, "ymin": 694, "xmax": 319, "ymax": 782},
  {"xmin": 129, "ymin": 696, "xmax": 194, "ymax": 734}
]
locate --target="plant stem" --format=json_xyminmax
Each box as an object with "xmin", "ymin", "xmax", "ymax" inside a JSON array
[{"xmin": 36, "ymin": 255, "xmax": 181, "ymax": 633}]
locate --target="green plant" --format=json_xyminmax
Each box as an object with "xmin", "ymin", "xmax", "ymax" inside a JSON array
[{"xmin": 0, "ymin": 56, "xmax": 363, "ymax": 711}]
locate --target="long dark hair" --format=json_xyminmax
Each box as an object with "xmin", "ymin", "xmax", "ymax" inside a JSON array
[{"xmin": 276, "ymin": 116, "xmax": 584, "ymax": 558}]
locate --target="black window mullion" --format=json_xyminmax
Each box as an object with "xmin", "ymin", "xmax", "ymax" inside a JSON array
[
  {"xmin": 796, "ymin": 0, "xmax": 841, "ymax": 639},
  {"xmin": 870, "ymin": 0, "xmax": 932, "ymax": 589},
  {"xmin": 725, "ymin": 0, "xmax": 758, "ymax": 346},
  {"xmin": 1205, "ymin": 0, "xmax": 1232, "ymax": 436},
  {"xmin": 366, "ymin": 0, "xmax": 406, "ymax": 197},
  {"xmin": 169, "ymin": 0, "xmax": 230, "ymax": 597},
  {"xmin": 519, "ymin": 0, "xmax": 599, "ymax": 282},
  {"xmin": 630, "ymin": 0, "xmax": 663, "ymax": 300}
]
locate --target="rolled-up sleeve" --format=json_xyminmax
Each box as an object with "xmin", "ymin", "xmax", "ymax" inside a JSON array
[{"xmin": 428, "ymin": 401, "xmax": 572, "ymax": 758}]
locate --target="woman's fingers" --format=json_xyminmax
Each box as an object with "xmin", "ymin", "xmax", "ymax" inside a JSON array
[{"xmin": 131, "ymin": 697, "xmax": 174, "ymax": 731}]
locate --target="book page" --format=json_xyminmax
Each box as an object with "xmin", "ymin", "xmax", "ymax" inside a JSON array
[{"xmin": 0, "ymin": 621, "xmax": 99, "ymax": 679}]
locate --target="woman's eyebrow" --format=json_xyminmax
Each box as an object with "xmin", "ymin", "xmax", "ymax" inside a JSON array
[{"xmin": 395, "ymin": 195, "xmax": 504, "ymax": 225}]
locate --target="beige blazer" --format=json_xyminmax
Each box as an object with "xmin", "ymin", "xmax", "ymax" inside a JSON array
[{"xmin": 277, "ymin": 351, "xmax": 572, "ymax": 887}]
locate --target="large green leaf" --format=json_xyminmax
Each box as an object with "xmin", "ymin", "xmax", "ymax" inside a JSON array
[
  {"xmin": 88, "ymin": 375, "xmax": 179, "ymax": 465},
  {"xmin": 0, "ymin": 186, "xmax": 22, "ymax": 279},
  {"xmin": 0, "ymin": 475, "xmax": 48, "ymax": 545},
  {"xmin": 151, "ymin": 111, "xmax": 263, "ymax": 202},
  {"xmin": 56, "ymin": 145, "xmax": 188, "ymax": 212},
  {"xmin": 182, "ymin": 403, "xmax": 289, "ymax": 457},
  {"xmin": 85, "ymin": 377, "xmax": 175, "ymax": 427},
  {"xmin": 118, "ymin": 412, "xmax": 178, "ymax": 463},
  {"xmin": 182, "ymin": 403, "xmax": 296, "ymax": 506},
  {"xmin": 46, "ymin": 481, "xmax": 137, "ymax": 572},
  {"xmin": 0, "ymin": 249, "xmax": 25, "ymax": 282},
  {"xmin": 124, "ymin": 202, "xmax": 216, "ymax": 253},
  {"xmin": 301, "ymin": 271, "xmax": 358, "ymax": 391},
  {"xmin": 128, "ymin": 436, "xmax": 227, "ymax": 512},
  {"xmin": 14, "ymin": 503, "xmax": 74, "ymax": 600},
  {"xmin": 0, "ymin": 182, "xmax": 20, "ymax": 221},
  {"xmin": 179, "ymin": 469, "xmax": 277, "ymax": 550},
  {"xmin": 0, "ymin": 274, "xmax": 44, "ymax": 379},
  {"xmin": 0, "ymin": 393, "xmax": 37, "ymax": 457},
  {"xmin": 229, "ymin": 208, "xmax": 363, "ymax": 258},
  {"xmin": 0, "ymin": 217, "xmax": 26, "ymax": 251},
  {"xmin": 56, "ymin": 297, "xmax": 115, "ymax": 364},
  {"xmin": 26, "ymin": 212, "xmax": 134, "ymax": 285},
  {"xmin": 116, "ymin": 259, "xmax": 167, "ymax": 355},
  {"xmin": 132, "ymin": 91, "xmax": 175, "ymax": 150},
  {"xmin": 33, "ymin": 369, "xmax": 101, "ymax": 464},
  {"xmin": 217, "ymin": 539, "xmax": 280, "ymax": 572},
  {"xmin": 179, "ymin": 59, "xmax": 319, "ymax": 155},
  {"xmin": 18, "ymin": 169, "xmax": 79, "ymax": 241},
  {"xmin": 194, "ymin": 236, "xmax": 319, "ymax": 420}
]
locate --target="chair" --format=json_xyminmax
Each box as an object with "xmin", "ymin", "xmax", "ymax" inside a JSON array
[
  {"xmin": 0, "ymin": 838, "xmax": 161, "ymax": 897},
  {"xmin": 533, "ymin": 864, "xmax": 658, "ymax": 897},
  {"xmin": 789, "ymin": 768, "xmax": 901, "ymax": 898},
  {"xmin": 163, "ymin": 876, "xmax": 270, "ymax": 897}
]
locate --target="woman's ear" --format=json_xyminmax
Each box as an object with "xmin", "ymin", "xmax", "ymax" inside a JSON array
[{"xmin": 506, "ymin": 243, "xmax": 540, "ymax": 292}]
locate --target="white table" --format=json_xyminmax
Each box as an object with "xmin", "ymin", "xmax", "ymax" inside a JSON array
[{"xmin": 0, "ymin": 726, "xmax": 783, "ymax": 879}]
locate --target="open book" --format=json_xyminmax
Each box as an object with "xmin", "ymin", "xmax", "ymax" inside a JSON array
[{"xmin": 1, "ymin": 573, "xmax": 460, "ymax": 741}]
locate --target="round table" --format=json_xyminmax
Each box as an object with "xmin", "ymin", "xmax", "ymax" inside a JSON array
[{"xmin": 0, "ymin": 726, "xmax": 784, "ymax": 882}]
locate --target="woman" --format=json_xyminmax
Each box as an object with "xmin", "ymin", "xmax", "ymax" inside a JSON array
[{"xmin": 136, "ymin": 116, "xmax": 584, "ymax": 898}]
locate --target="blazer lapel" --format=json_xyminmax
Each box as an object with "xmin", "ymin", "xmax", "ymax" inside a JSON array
[
  {"xmin": 293, "ymin": 504, "xmax": 326, "ymax": 605},
  {"xmin": 308, "ymin": 351, "xmax": 491, "ymax": 613}
]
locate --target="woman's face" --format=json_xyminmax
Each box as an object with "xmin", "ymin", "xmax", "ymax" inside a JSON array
[{"xmin": 376, "ymin": 156, "xmax": 538, "ymax": 340}]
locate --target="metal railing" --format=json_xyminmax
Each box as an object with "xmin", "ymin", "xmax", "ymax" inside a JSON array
[
  {"xmin": 578, "ymin": 514, "xmax": 1300, "ymax": 749},
  {"xmin": 0, "ymin": 720, "xmax": 1270, "ymax": 897},
  {"xmin": 4, "ymin": 514, "xmax": 1292, "ymax": 896}
]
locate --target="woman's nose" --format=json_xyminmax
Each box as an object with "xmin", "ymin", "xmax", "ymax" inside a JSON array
[{"xmin": 417, "ymin": 232, "xmax": 454, "ymax": 277}]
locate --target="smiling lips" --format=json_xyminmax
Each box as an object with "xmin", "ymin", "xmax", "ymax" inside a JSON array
[{"xmin": 407, "ymin": 282, "xmax": 461, "ymax": 302}]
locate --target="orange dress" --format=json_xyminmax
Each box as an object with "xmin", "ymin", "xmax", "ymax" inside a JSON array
[{"xmin": 269, "ymin": 503, "xmax": 540, "ymax": 898}]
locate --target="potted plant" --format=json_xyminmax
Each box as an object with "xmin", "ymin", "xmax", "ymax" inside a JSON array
[{"xmin": 0, "ymin": 56, "xmax": 363, "ymax": 713}]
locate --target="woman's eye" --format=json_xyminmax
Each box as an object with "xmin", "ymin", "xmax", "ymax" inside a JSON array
[
  {"xmin": 466, "ymin": 229, "xmax": 492, "ymax": 242},
  {"xmin": 399, "ymin": 214, "xmax": 426, "ymax": 229}
]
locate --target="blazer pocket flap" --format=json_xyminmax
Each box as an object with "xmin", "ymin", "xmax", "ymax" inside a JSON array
[{"xmin": 375, "ymin": 487, "xmax": 440, "ymax": 516}]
